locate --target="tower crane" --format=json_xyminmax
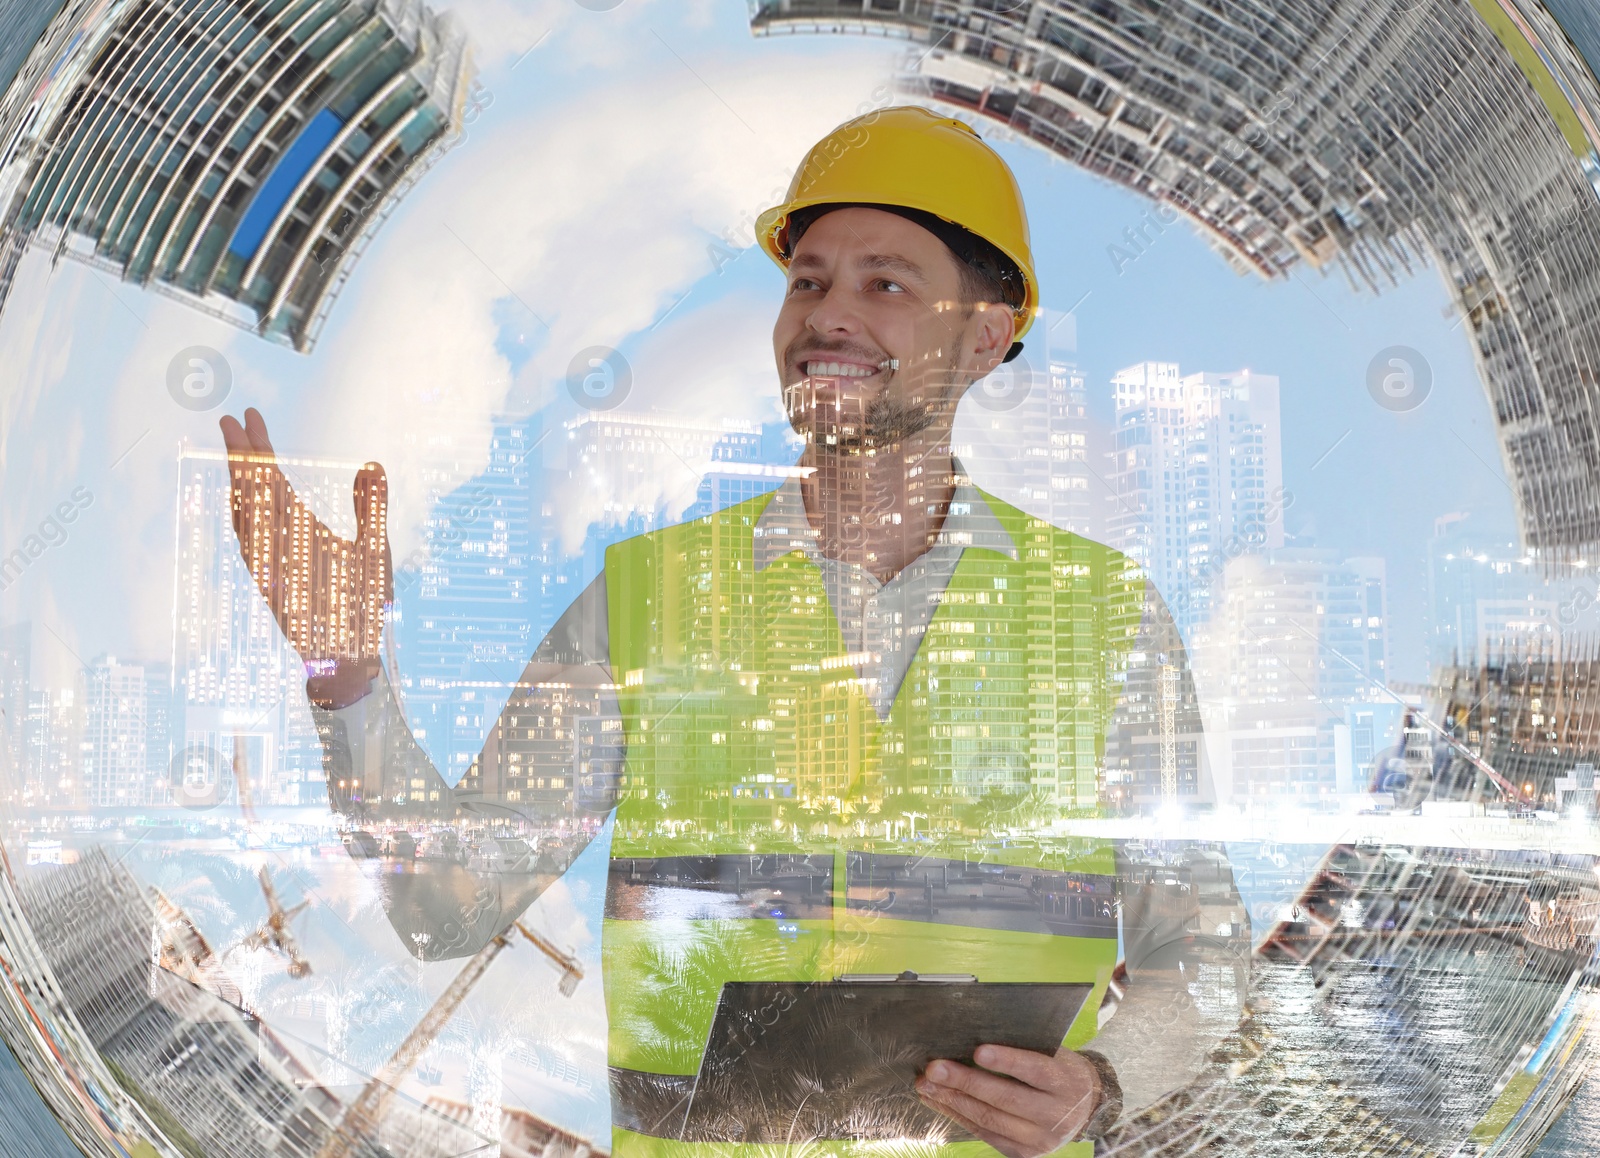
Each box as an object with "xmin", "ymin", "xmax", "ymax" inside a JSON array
[
  {"xmin": 315, "ymin": 921, "xmax": 582, "ymax": 1158},
  {"xmin": 225, "ymin": 867, "xmax": 313, "ymax": 978}
]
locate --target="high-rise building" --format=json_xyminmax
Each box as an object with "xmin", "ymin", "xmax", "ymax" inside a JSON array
[
  {"xmin": 0, "ymin": 621, "xmax": 28, "ymax": 802},
  {"xmin": 25, "ymin": 685, "xmax": 82, "ymax": 809},
  {"xmin": 82, "ymin": 657, "xmax": 146, "ymax": 807},
  {"xmin": 1201, "ymin": 549, "xmax": 1389, "ymax": 800},
  {"xmin": 174, "ymin": 445, "xmax": 354, "ymax": 806},
  {"xmin": 142, "ymin": 660, "xmax": 175, "ymax": 805},
  {"xmin": 1044, "ymin": 322, "xmax": 1098, "ymax": 539},
  {"xmin": 1101, "ymin": 626, "xmax": 1207, "ymax": 811},
  {"xmin": 683, "ymin": 419, "xmax": 807, "ymax": 524},
  {"xmin": 425, "ymin": 413, "xmax": 797, "ymax": 802},
  {"xmin": 431, "ymin": 416, "xmax": 804, "ymax": 816},
  {"xmin": 567, "ymin": 410, "xmax": 764, "ymax": 512},
  {"xmin": 22, "ymin": 688, "xmax": 50, "ymax": 807},
  {"xmin": 612, "ymin": 497, "xmax": 1147, "ymax": 821},
  {"xmin": 456, "ymin": 677, "xmax": 613, "ymax": 822},
  {"xmin": 1333, "ymin": 701, "xmax": 1405, "ymax": 796},
  {"xmin": 550, "ymin": 410, "xmax": 795, "ymax": 589},
  {"xmin": 417, "ymin": 1097, "xmax": 605, "ymax": 1158},
  {"xmin": 392, "ymin": 417, "xmax": 537, "ymax": 789},
  {"xmin": 0, "ymin": 0, "xmax": 473, "ymax": 351},
  {"xmin": 532, "ymin": 490, "xmax": 586, "ymax": 648},
  {"xmin": 957, "ymin": 308, "xmax": 1100, "ymax": 539},
  {"xmin": 20, "ymin": 848, "xmax": 344, "ymax": 1155},
  {"xmin": 1425, "ymin": 513, "xmax": 1596, "ymax": 667},
  {"xmin": 1349, "ymin": 556, "xmax": 1391, "ymax": 691},
  {"xmin": 747, "ymin": 0, "xmax": 1600, "ymax": 557},
  {"xmin": 1431, "ymin": 642, "xmax": 1600, "ymax": 806},
  {"xmin": 1106, "ymin": 363, "xmax": 1283, "ymax": 634}
]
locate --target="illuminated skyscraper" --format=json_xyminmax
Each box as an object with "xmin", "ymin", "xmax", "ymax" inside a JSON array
[
  {"xmin": 958, "ymin": 307, "xmax": 1099, "ymax": 539},
  {"xmin": 0, "ymin": 621, "xmax": 27, "ymax": 801},
  {"xmin": 82, "ymin": 656, "xmax": 146, "ymax": 807},
  {"xmin": 438, "ymin": 414, "xmax": 793, "ymax": 807},
  {"xmin": 1107, "ymin": 363, "xmax": 1283, "ymax": 634},
  {"xmin": 1205, "ymin": 549, "xmax": 1387, "ymax": 800},
  {"xmin": 143, "ymin": 659, "xmax": 176, "ymax": 802},
  {"xmin": 684, "ymin": 421, "xmax": 807, "ymax": 523},
  {"xmin": 392, "ymin": 417, "xmax": 536, "ymax": 789},
  {"xmin": 0, "ymin": 0, "xmax": 473, "ymax": 351},
  {"xmin": 1045, "ymin": 335, "xmax": 1098, "ymax": 539},
  {"xmin": 174, "ymin": 445, "xmax": 358, "ymax": 805},
  {"xmin": 567, "ymin": 412, "xmax": 765, "ymax": 521},
  {"xmin": 24, "ymin": 685, "xmax": 81, "ymax": 809},
  {"xmin": 1424, "ymin": 513, "xmax": 1599, "ymax": 666}
]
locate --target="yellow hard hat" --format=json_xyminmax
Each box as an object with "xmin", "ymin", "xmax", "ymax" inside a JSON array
[{"xmin": 755, "ymin": 105, "xmax": 1039, "ymax": 344}]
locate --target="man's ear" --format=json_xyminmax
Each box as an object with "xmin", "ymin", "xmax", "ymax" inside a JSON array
[{"xmin": 969, "ymin": 300, "xmax": 1018, "ymax": 377}]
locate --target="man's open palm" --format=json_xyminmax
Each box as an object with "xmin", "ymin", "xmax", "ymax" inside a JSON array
[{"xmin": 220, "ymin": 407, "xmax": 391, "ymax": 707}]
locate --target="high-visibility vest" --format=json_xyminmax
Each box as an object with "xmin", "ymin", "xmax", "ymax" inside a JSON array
[{"xmin": 603, "ymin": 488, "xmax": 1146, "ymax": 1158}]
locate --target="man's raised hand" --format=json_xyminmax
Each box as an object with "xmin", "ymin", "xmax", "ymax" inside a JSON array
[{"xmin": 219, "ymin": 407, "xmax": 393, "ymax": 708}]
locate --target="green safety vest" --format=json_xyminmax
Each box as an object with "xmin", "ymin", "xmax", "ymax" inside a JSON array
[{"xmin": 602, "ymin": 488, "xmax": 1146, "ymax": 1158}]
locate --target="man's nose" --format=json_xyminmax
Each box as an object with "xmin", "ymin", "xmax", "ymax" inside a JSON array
[{"xmin": 805, "ymin": 283, "xmax": 864, "ymax": 336}]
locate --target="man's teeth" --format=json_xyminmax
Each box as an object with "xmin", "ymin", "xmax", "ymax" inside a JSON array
[{"xmin": 805, "ymin": 361, "xmax": 876, "ymax": 378}]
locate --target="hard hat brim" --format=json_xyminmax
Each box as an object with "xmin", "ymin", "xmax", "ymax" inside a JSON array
[{"xmin": 755, "ymin": 198, "xmax": 1037, "ymax": 343}]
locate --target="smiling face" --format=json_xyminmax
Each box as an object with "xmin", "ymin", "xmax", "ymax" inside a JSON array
[{"xmin": 772, "ymin": 207, "xmax": 1015, "ymax": 451}]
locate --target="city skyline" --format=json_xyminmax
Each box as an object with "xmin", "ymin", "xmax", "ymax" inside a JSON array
[
  {"xmin": 1106, "ymin": 361, "xmax": 1285, "ymax": 634},
  {"xmin": 0, "ymin": 0, "xmax": 1520, "ymax": 711},
  {"xmin": 0, "ymin": 4, "xmax": 1555, "ymax": 816},
  {"xmin": 0, "ymin": 332, "xmax": 1445, "ymax": 814}
]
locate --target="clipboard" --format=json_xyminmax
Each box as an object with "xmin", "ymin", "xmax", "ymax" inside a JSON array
[{"xmin": 678, "ymin": 973, "xmax": 1093, "ymax": 1143}]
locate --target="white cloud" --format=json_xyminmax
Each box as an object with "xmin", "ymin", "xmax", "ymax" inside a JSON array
[
  {"xmin": 550, "ymin": 291, "xmax": 787, "ymax": 551},
  {"xmin": 0, "ymin": 254, "xmax": 264, "ymax": 679},
  {"xmin": 290, "ymin": 28, "xmax": 891, "ymax": 560},
  {"xmin": 445, "ymin": 0, "xmax": 720, "ymax": 73},
  {"xmin": 0, "ymin": 7, "xmax": 894, "ymax": 686}
]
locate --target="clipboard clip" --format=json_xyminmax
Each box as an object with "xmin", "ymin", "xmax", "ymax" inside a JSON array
[{"xmin": 835, "ymin": 970, "xmax": 978, "ymax": 983}]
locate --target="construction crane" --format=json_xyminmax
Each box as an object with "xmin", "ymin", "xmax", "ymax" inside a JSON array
[
  {"xmin": 315, "ymin": 921, "xmax": 582, "ymax": 1158},
  {"xmin": 1302, "ymin": 631, "xmax": 1530, "ymax": 802},
  {"xmin": 225, "ymin": 867, "xmax": 313, "ymax": 979}
]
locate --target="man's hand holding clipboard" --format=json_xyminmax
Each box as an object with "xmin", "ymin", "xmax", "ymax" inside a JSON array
[{"xmin": 917, "ymin": 1044, "xmax": 1119, "ymax": 1157}]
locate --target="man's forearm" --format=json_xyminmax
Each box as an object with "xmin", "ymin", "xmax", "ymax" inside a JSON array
[
  {"xmin": 310, "ymin": 660, "xmax": 454, "ymax": 816},
  {"xmin": 303, "ymin": 573, "xmax": 620, "ymax": 962},
  {"xmin": 308, "ymin": 656, "xmax": 617, "ymax": 962}
]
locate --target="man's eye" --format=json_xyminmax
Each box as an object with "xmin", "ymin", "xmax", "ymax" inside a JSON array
[
  {"xmin": 873, "ymin": 279, "xmax": 906, "ymax": 293},
  {"xmin": 789, "ymin": 277, "xmax": 821, "ymax": 293}
]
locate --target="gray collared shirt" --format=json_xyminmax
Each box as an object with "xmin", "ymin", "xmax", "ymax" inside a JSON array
[{"xmin": 750, "ymin": 473, "xmax": 1018, "ymax": 717}]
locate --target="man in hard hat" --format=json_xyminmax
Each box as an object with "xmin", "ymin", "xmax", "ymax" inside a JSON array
[{"xmin": 222, "ymin": 106, "xmax": 1216, "ymax": 1157}]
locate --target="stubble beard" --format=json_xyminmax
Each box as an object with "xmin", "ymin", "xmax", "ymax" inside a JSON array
[{"xmin": 787, "ymin": 353, "xmax": 963, "ymax": 454}]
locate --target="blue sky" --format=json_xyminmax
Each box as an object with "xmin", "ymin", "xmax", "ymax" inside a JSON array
[
  {"xmin": 458, "ymin": 0, "xmax": 1511, "ymax": 686},
  {"xmin": 465, "ymin": 0, "xmax": 1511, "ymax": 688},
  {"xmin": 480, "ymin": 0, "xmax": 1512, "ymax": 685},
  {"xmin": 0, "ymin": 0, "xmax": 1511, "ymax": 705}
]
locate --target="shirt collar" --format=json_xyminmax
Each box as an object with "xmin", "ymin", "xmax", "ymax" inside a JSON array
[{"xmin": 751, "ymin": 465, "xmax": 1018, "ymax": 571}]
